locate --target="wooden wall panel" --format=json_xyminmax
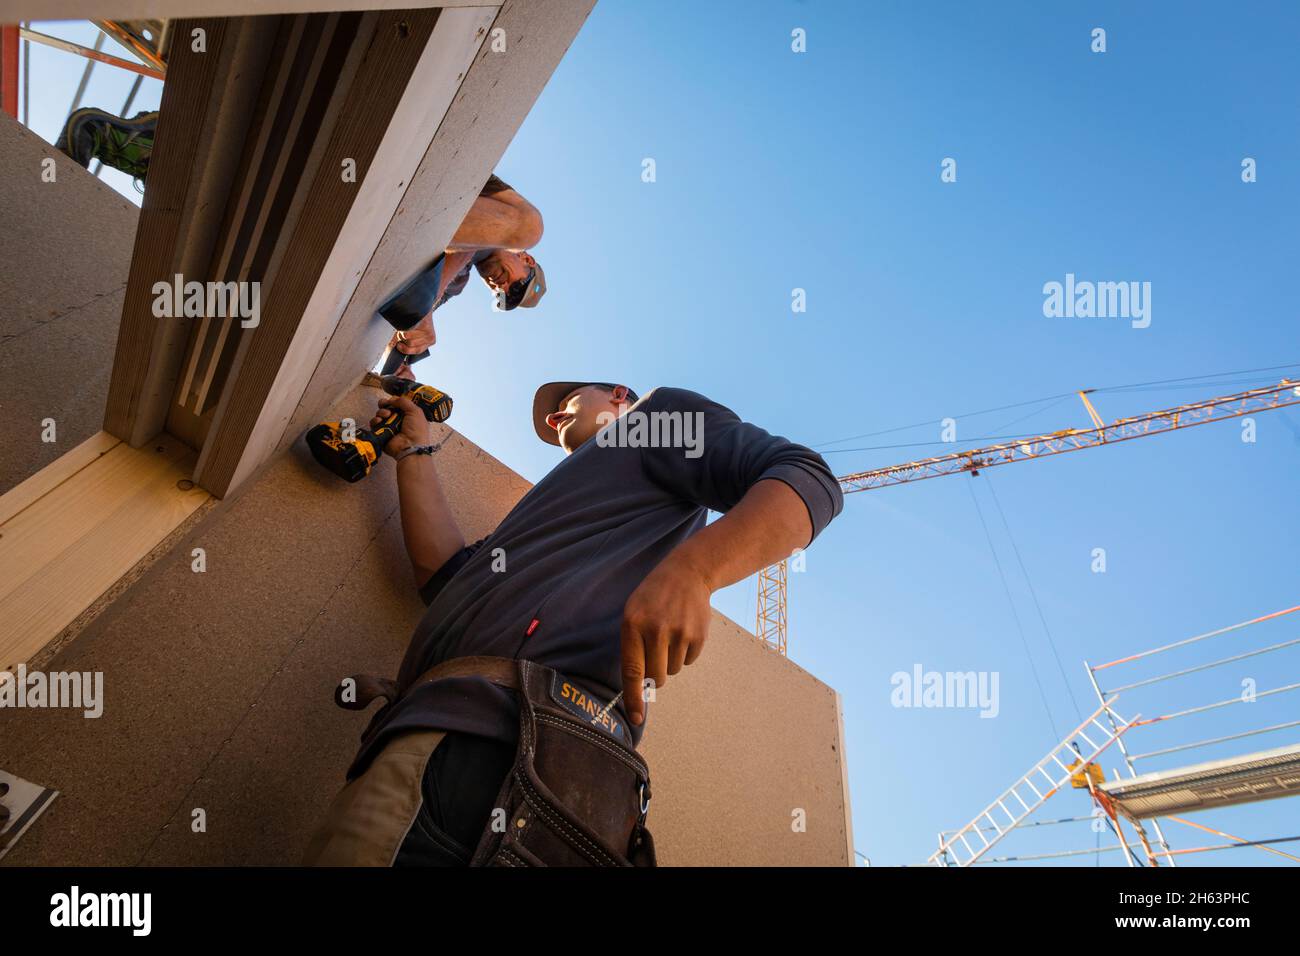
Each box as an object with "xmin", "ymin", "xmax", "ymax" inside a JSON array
[
  {"xmin": 102, "ymin": 16, "xmax": 277, "ymax": 447},
  {"xmin": 198, "ymin": 6, "xmax": 497, "ymax": 497},
  {"xmin": 0, "ymin": 115, "xmax": 136, "ymax": 495}
]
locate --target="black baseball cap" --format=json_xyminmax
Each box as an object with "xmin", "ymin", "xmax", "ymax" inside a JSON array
[{"xmin": 532, "ymin": 381, "xmax": 640, "ymax": 445}]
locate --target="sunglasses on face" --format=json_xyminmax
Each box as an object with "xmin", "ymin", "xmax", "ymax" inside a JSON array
[{"xmin": 503, "ymin": 267, "xmax": 537, "ymax": 310}]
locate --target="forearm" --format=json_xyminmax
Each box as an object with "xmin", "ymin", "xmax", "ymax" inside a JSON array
[
  {"xmin": 394, "ymin": 453, "xmax": 466, "ymax": 586},
  {"xmin": 619, "ymin": 478, "xmax": 814, "ymax": 722},
  {"xmin": 447, "ymin": 191, "xmax": 542, "ymax": 250},
  {"xmin": 436, "ymin": 251, "xmax": 475, "ymax": 299},
  {"xmin": 663, "ymin": 478, "xmax": 813, "ymax": 592}
]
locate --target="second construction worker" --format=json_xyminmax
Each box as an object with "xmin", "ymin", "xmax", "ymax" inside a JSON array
[
  {"xmin": 304, "ymin": 382, "xmax": 843, "ymax": 866},
  {"xmin": 378, "ymin": 173, "xmax": 546, "ymax": 374}
]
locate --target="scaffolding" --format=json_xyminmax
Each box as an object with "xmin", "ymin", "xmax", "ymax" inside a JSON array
[
  {"xmin": 0, "ymin": 18, "xmax": 168, "ymax": 179},
  {"xmin": 931, "ymin": 603, "xmax": 1300, "ymax": 866}
]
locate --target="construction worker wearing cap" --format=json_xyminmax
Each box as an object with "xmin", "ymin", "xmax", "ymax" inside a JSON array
[
  {"xmin": 305, "ymin": 380, "xmax": 842, "ymax": 866},
  {"xmin": 378, "ymin": 173, "xmax": 546, "ymax": 375}
]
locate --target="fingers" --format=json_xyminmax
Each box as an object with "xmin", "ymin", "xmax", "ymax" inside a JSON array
[
  {"xmin": 388, "ymin": 395, "xmax": 420, "ymax": 415},
  {"xmin": 683, "ymin": 640, "xmax": 704, "ymax": 667},
  {"xmin": 644, "ymin": 631, "xmax": 669, "ymax": 693},
  {"xmin": 620, "ymin": 619, "xmax": 646, "ymax": 726},
  {"xmin": 396, "ymin": 336, "xmax": 431, "ymax": 354},
  {"xmin": 372, "ymin": 395, "xmax": 418, "ymax": 429},
  {"xmin": 623, "ymin": 622, "xmax": 670, "ymax": 728},
  {"xmin": 668, "ymin": 636, "xmax": 689, "ymax": 676},
  {"xmin": 395, "ymin": 314, "xmax": 435, "ymax": 353},
  {"xmin": 620, "ymin": 573, "xmax": 712, "ymax": 727}
]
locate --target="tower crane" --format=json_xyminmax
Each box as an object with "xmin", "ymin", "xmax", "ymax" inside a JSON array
[{"xmin": 756, "ymin": 377, "xmax": 1300, "ymax": 654}]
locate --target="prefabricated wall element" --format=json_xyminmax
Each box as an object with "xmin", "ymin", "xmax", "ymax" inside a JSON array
[
  {"xmin": 638, "ymin": 612, "xmax": 855, "ymax": 865},
  {"xmin": 0, "ymin": 114, "xmax": 138, "ymax": 495},
  {"xmin": 193, "ymin": 7, "xmax": 497, "ymax": 497},
  {"xmin": 0, "ymin": 382, "xmax": 853, "ymax": 866},
  {"xmin": 102, "ymin": 15, "xmax": 276, "ymax": 450}
]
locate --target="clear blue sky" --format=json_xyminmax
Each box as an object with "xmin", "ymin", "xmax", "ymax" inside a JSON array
[
  {"xmin": 471, "ymin": 0, "xmax": 1300, "ymax": 867},
  {"xmin": 26, "ymin": 3, "xmax": 1300, "ymax": 866}
]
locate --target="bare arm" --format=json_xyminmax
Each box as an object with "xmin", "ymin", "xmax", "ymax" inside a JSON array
[
  {"xmin": 446, "ymin": 189, "xmax": 543, "ymax": 251},
  {"xmin": 371, "ymin": 396, "xmax": 466, "ymax": 587},
  {"xmin": 620, "ymin": 478, "xmax": 812, "ymax": 725},
  {"xmin": 385, "ymin": 248, "xmax": 481, "ymax": 358}
]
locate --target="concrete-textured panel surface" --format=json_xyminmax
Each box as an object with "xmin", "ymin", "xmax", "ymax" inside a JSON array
[
  {"xmin": 0, "ymin": 383, "xmax": 851, "ymax": 866},
  {"xmin": 638, "ymin": 617, "xmax": 852, "ymax": 865},
  {"xmin": 0, "ymin": 115, "xmax": 138, "ymax": 495}
]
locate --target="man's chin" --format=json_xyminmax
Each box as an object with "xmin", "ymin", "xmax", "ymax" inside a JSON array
[{"xmin": 559, "ymin": 426, "xmax": 592, "ymax": 454}]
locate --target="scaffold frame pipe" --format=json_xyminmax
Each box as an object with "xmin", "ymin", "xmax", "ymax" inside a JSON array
[
  {"xmin": 1106, "ymin": 636, "xmax": 1300, "ymax": 694},
  {"xmin": 1092, "ymin": 603, "xmax": 1300, "ymax": 672},
  {"xmin": 1137, "ymin": 680, "xmax": 1300, "ymax": 726},
  {"xmin": 1128, "ymin": 719, "xmax": 1300, "ymax": 762}
]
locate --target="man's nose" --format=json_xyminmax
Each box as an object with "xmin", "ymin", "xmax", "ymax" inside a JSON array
[{"xmin": 545, "ymin": 411, "xmax": 568, "ymax": 430}]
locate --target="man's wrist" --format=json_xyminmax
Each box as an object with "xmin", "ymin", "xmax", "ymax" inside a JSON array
[
  {"xmin": 394, "ymin": 444, "xmax": 432, "ymax": 462},
  {"xmin": 393, "ymin": 436, "xmax": 445, "ymax": 462},
  {"xmin": 659, "ymin": 545, "xmax": 719, "ymax": 593}
]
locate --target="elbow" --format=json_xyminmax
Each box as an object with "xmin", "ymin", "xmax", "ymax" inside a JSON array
[
  {"xmin": 412, "ymin": 561, "xmax": 439, "ymax": 593},
  {"xmin": 508, "ymin": 206, "xmax": 544, "ymax": 250}
]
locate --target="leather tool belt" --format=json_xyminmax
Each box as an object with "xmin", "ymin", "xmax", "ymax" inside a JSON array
[{"xmin": 323, "ymin": 655, "xmax": 656, "ymax": 867}]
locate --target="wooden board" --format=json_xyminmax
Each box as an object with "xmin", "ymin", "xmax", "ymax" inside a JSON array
[
  {"xmin": 102, "ymin": 16, "xmax": 278, "ymax": 448},
  {"xmin": 0, "ymin": 431, "xmax": 120, "ymax": 527},
  {"xmin": 195, "ymin": 6, "xmax": 497, "ymax": 497},
  {"xmin": 167, "ymin": 13, "xmax": 367, "ymax": 453},
  {"xmin": 0, "ymin": 433, "xmax": 210, "ymax": 671}
]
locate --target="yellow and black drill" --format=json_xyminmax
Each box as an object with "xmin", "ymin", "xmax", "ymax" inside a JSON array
[{"xmin": 305, "ymin": 375, "xmax": 452, "ymax": 483}]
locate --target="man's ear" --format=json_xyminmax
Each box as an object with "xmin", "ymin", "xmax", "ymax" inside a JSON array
[{"xmin": 611, "ymin": 385, "xmax": 631, "ymax": 405}]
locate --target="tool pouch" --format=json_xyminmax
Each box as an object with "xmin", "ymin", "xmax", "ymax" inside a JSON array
[{"xmin": 469, "ymin": 659, "xmax": 656, "ymax": 867}]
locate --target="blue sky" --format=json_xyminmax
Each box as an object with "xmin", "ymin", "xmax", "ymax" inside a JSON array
[
  {"xmin": 480, "ymin": 0, "xmax": 1300, "ymax": 867},
  {"xmin": 25, "ymin": 3, "xmax": 1300, "ymax": 866}
]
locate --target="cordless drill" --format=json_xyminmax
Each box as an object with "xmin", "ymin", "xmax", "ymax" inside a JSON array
[{"xmin": 305, "ymin": 375, "xmax": 452, "ymax": 482}]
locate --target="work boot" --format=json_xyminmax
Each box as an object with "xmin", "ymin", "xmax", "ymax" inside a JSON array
[{"xmin": 55, "ymin": 107, "xmax": 158, "ymax": 187}]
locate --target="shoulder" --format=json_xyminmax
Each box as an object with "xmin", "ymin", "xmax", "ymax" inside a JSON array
[{"xmin": 636, "ymin": 386, "xmax": 722, "ymax": 414}]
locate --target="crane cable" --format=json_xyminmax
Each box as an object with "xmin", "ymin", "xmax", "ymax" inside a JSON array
[
  {"xmin": 984, "ymin": 473, "xmax": 1085, "ymax": 726},
  {"xmin": 965, "ymin": 478, "xmax": 1061, "ymax": 743}
]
